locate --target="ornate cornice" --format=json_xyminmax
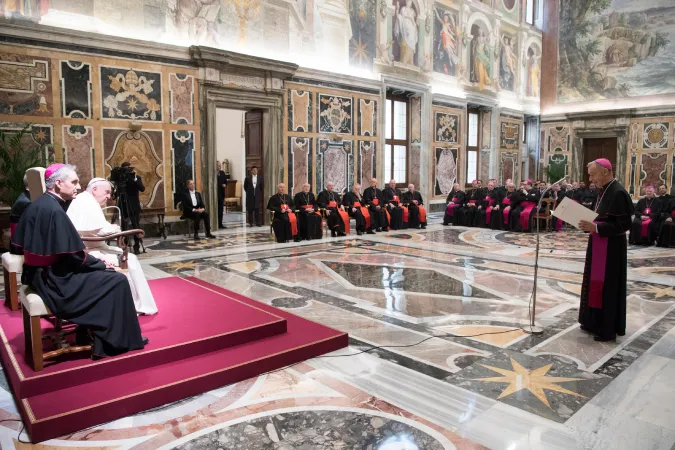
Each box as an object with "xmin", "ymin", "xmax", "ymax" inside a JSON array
[{"xmin": 189, "ymin": 46, "xmax": 298, "ymax": 80}]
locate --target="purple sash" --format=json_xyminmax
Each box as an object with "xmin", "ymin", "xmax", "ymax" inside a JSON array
[
  {"xmin": 502, "ymin": 198, "xmax": 511, "ymax": 223},
  {"xmin": 589, "ymin": 229, "xmax": 608, "ymax": 309},
  {"xmin": 484, "ymin": 196, "xmax": 495, "ymax": 225},
  {"xmin": 446, "ymin": 197, "xmax": 460, "ymax": 217},
  {"xmin": 519, "ymin": 201, "xmax": 537, "ymax": 231},
  {"xmin": 641, "ymin": 208, "xmax": 652, "ymax": 238}
]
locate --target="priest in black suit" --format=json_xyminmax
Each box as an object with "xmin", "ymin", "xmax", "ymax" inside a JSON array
[
  {"xmin": 293, "ymin": 183, "xmax": 323, "ymax": 241},
  {"xmin": 402, "ymin": 184, "xmax": 426, "ymax": 229},
  {"xmin": 244, "ymin": 166, "xmax": 264, "ymax": 227},
  {"xmin": 363, "ymin": 178, "xmax": 389, "ymax": 232},
  {"xmin": 443, "ymin": 183, "xmax": 465, "ymax": 226},
  {"xmin": 181, "ymin": 179, "xmax": 215, "ymax": 240},
  {"xmin": 216, "ymin": 160, "xmax": 228, "ymax": 229},
  {"xmin": 383, "ymin": 179, "xmax": 406, "ymax": 230}
]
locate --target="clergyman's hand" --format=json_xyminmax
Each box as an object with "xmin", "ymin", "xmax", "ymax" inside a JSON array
[
  {"xmin": 578, "ymin": 220, "xmax": 596, "ymax": 233},
  {"xmin": 667, "ymin": 218, "xmax": 673, "ymax": 223}
]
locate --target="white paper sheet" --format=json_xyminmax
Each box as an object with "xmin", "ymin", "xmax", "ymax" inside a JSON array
[{"xmin": 551, "ymin": 197, "xmax": 598, "ymax": 229}]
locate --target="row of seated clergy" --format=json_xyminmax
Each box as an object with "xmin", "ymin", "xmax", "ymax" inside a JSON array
[
  {"xmin": 630, "ymin": 185, "xmax": 675, "ymax": 247},
  {"xmin": 266, "ymin": 179, "xmax": 427, "ymax": 242},
  {"xmin": 443, "ymin": 180, "xmax": 543, "ymax": 232},
  {"xmin": 10, "ymin": 164, "xmax": 149, "ymax": 358}
]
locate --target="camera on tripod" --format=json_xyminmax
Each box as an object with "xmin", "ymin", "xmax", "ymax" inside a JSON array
[{"xmin": 108, "ymin": 162, "xmax": 145, "ymax": 253}]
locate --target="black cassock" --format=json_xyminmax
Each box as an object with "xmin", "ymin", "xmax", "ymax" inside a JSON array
[
  {"xmin": 580, "ymin": 189, "xmax": 598, "ymax": 209},
  {"xmin": 317, "ymin": 190, "xmax": 348, "ymax": 235},
  {"xmin": 579, "ymin": 179, "xmax": 634, "ymax": 340},
  {"xmin": 458, "ymin": 188, "xmax": 484, "ymax": 226},
  {"xmin": 383, "ymin": 187, "xmax": 406, "ymax": 230},
  {"xmin": 10, "ymin": 192, "xmax": 144, "ymax": 358},
  {"xmin": 363, "ymin": 187, "xmax": 389, "ymax": 230},
  {"xmin": 513, "ymin": 188, "xmax": 540, "ymax": 232},
  {"xmin": 490, "ymin": 190, "xmax": 524, "ymax": 231},
  {"xmin": 477, "ymin": 189, "xmax": 503, "ymax": 228},
  {"xmin": 402, "ymin": 191, "xmax": 426, "ymax": 228},
  {"xmin": 443, "ymin": 190, "xmax": 465, "ymax": 225},
  {"xmin": 267, "ymin": 194, "xmax": 296, "ymax": 243},
  {"xmin": 293, "ymin": 192, "xmax": 323, "ymax": 240},
  {"xmin": 629, "ymin": 197, "xmax": 661, "ymax": 245},
  {"xmin": 657, "ymin": 197, "xmax": 675, "ymax": 247},
  {"xmin": 343, "ymin": 192, "xmax": 373, "ymax": 232}
]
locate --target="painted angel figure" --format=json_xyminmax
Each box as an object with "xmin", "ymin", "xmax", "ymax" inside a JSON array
[
  {"xmin": 499, "ymin": 35, "xmax": 517, "ymax": 90},
  {"xmin": 394, "ymin": 0, "xmax": 418, "ymax": 66},
  {"xmin": 434, "ymin": 8, "xmax": 459, "ymax": 75}
]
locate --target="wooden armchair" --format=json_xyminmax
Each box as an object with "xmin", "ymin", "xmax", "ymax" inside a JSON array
[{"xmin": 531, "ymin": 198, "xmax": 555, "ymax": 232}]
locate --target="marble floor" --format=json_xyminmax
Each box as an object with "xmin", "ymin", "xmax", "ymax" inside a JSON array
[{"xmin": 1, "ymin": 214, "xmax": 675, "ymax": 449}]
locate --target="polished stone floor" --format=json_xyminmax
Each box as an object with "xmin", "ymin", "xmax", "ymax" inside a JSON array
[{"xmin": 1, "ymin": 213, "xmax": 675, "ymax": 449}]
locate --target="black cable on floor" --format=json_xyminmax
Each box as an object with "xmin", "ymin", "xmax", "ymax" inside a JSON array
[{"xmin": 0, "ymin": 419, "xmax": 29, "ymax": 444}]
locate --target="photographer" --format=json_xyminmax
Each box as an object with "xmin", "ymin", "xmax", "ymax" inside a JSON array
[{"xmin": 119, "ymin": 161, "xmax": 145, "ymax": 252}]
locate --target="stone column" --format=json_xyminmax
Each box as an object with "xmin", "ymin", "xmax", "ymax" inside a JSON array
[
  {"xmin": 490, "ymin": 106, "xmax": 500, "ymax": 180},
  {"xmin": 416, "ymin": 17, "xmax": 425, "ymax": 68}
]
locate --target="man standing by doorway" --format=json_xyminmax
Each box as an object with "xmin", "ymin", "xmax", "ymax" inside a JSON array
[
  {"xmin": 217, "ymin": 161, "xmax": 227, "ymax": 229},
  {"xmin": 244, "ymin": 166, "xmax": 264, "ymax": 227}
]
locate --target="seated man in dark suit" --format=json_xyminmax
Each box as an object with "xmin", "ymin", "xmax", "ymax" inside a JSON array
[
  {"xmin": 181, "ymin": 179, "xmax": 215, "ymax": 240},
  {"xmin": 10, "ymin": 174, "xmax": 31, "ymax": 238}
]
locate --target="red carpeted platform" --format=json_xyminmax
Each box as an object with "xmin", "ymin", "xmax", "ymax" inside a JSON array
[{"xmin": 0, "ymin": 277, "xmax": 348, "ymax": 443}]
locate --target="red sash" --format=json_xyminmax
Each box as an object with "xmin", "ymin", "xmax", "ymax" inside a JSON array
[
  {"xmin": 392, "ymin": 195, "xmax": 400, "ymax": 204},
  {"xmin": 328, "ymin": 201, "xmax": 338, "ymax": 208},
  {"xmin": 418, "ymin": 206, "xmax": 426, "ymax": 224},
  {"xmin": 327, "ymin": 200, "xmax": 350, "ymax": 233},
  {"xmin": 484, "ymin": 196, "xmax": 495, "ymax": 225},
  {"xmin": 24, "ymin": 252, "xmax": 60, "ymax": 267},
  {"xmin": 10, "ymin": 222, "xmax": 17, "ymax": 238},
  {"xmin": 519, "ymin": 201, "xmax": 537, "ymax": 231},
  {"xmin": 469, "ymin": 200, "xmax": 477, "ymax": 205},
  {"xmin": 372, "ymin": 198, "xmax": 380, "ymax": 206},
  {"xmin": 384, "ymin": 208, "xmax": 391, "ymax": 230},
  {"xmin": 353, "ymin": 202, "xmax": 371, "ymax": 229},
  {"xmin": 502, "ymin": 197, "xmax": 512, "ymax": 223},
  {"xmin": 589, "ymin": 226, "xmax": 609, "ymax": 308},
  {"xmin": 672, "ymin": 210, "xmax": 675, "ymax": 218},
  {"xmin": 401, "ymin": 206, "xmax": 409, "ymax": 222},
  {"xmin": 281, "ymin": 204, "xmax": 298, "ymax": 236},
  {"xmin": 301, "ymin": 204, "xmax": 322, "ymax": 218}
]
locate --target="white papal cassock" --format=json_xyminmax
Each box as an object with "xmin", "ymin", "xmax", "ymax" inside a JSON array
[{"xmin": 66, "ymin": 190, "xmax": 158, "ymax": 315}]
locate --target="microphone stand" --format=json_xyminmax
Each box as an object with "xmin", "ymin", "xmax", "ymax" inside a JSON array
[{"xmin": 527, "ymin": 176, "xmax": 567, "ymax": 335}]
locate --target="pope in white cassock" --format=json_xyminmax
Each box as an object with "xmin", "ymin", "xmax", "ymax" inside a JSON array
[{"xmin": 67, "ymin": 178, "xmax": 158, "ymax": 315}]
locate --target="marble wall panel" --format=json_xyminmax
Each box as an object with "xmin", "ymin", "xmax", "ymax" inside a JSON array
[
  {"xmin": 499, "ymin": 120, "xmax": 520, "ymax": 150},
  {"xmin": 103, "ymin": 129, "xmax": 164, "ymax": 208},
  {"xmin": 409, "ymin": 145, "xmax": 421, "ymax": 188},
  {"xmin": 59, "ymin": 60, "xmax": 92, "ymax": 118},
  {"xmin": 289, "ymin": 90, "xmax": 312, "ymax": 132},
  {"xmin": 289, "ymin": 137, "xmax": 311, "ymax": 194},
  {"xmin": 318, "ymin": 94, "xmax": 352, "ymax": 134},
  {"xmin": 358, "ymin": 141, "xmax": 376, "ymax": 188},
  {"xmin": 358, "ymin": 99, "xmax": 376, "ymax": 137},
  {"xmin": 317, "ymin": 139, "xmax": 353, "ymax": 194},
  {"xmin": 0, "ymin": 52, "xmax": 52, "ymax": 116},
  {"xmin": 411, "ymin": 96, "xmax": 421, "ymax": 143},
  {"xmin": 0, "ymin": 122, "xmax": 54, "ymax": 163},
  {"xmin": 100, "ymin": 66, "xmax": 162, "ymax": 121},
  {"xmin": 169, "ymin": 73, "xmax": 194, "ymax": 125},
  {"xmin": 500, "ymin": 151, "xmax": 519, "ymax": 183},
  {"xmin": 639, "ymin": 153, "xmax": 668, "ymax": 191},
  {"xmin": 481, "ymin": 110, "xmax": 491, "ymax": 149},
  {"xmin": 641, "ymin": 123, "xmax": 670, "ymax": 150},
  {"xmin": 171, "ymin": 130, "xmax": 195, "ymax": 208},
  {"xmin": 548, "ymin": 153, "xmax": 569, "ymax": 179},
  {"xmin": 479, "ymin": 149, "xmax": 490, "ymax": 183},
  {"xmin": 548, "ymin": 126, "xmax": 569, "ymax": 152},
  {"xmin": 63, "ymin": 125, "xmax": 95, "ymax": 186},
  {"xmin": 435, "ymin": 147, "xmax": 458, "ymax": 196},
  {"xmin": 435, "ymin": 112, "xmax": 459, "ymax": 143}
]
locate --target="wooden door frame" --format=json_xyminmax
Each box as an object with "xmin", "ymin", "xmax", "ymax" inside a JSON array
[{"xmin": 581, "ymin": 136, "xmax": 618, "ymax": 186}]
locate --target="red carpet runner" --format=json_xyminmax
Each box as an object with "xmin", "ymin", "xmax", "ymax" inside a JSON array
[{"xmin": 0, "ymin": 277, "xmax": 348, "ymax": 443}]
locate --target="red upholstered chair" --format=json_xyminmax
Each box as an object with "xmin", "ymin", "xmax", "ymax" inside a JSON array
[{"xmin": 20, "ymin": 167, "xmax": 145, "ymax": 371}]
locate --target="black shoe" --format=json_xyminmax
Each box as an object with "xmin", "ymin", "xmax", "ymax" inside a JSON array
[
  {"xmin": 421, "ymin": 225, "xmax": 426, "ymax": 229},
  {"xmin": 367, "ymin": 230, "xmax": 375, "ymax": 235},
  {"xmin": 594, "ymin": 335, "xmax": 616, "ymax": 342},
  {"xmin": 218, "ymin": 225, "xmax": 227, "ymax": 229},
  {"xmin": 357, "ymin": 231, "xmax": 363, "ymax": 236},
  {"xmin": 193, "ymin": 234, "xmax": 200, "ymax": 240},
  {"xmin": 75, "ymin": 327, "xmax": 91, "ymax": 346},
  {"xmin": 580, "ymin": 325, "xmax": 593, "ymax": 333},
  {"xmin": 376, "ymin": 228, "xmax": 382, "ymax": 232},
  {"xmin": 294, "ymin": 237, "xmax": 302, "ymax": 242},
  {"xmin": 442, "ymin": 222, "xmax": 449, "ymax": 226},
  {"xmin": 206, "ymin": 233, "xmax": 216, "ymax": 239},
  {"xmin": 331, "ymin": 230, "xmax": 337, "ymax": 237},
  {"xmin": 338, "ymin": 232, "xmax": 346, "ymax": 237},
  {"xmin": 142, "ymin": 336, "xmax": 149, "ymax": 346},
  {"xmin": 383, "ymin": 229, "xmax": 389, "ymax": 232}
]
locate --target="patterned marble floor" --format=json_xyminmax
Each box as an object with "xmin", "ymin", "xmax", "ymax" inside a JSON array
[{"xmin": 1, "ymin": 216, "xmax": 675, "ymax": 449}]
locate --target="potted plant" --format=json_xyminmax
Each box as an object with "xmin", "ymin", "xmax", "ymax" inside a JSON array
[{"xmin": 0, "ymin": 126, "xmax": 47, "ymax": 249}]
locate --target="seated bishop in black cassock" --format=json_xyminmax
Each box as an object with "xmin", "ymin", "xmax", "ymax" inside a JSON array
[
  {"xmin": 267, "ymin": 184, "xmax": 298, "ymax": 243},
  {"xmin": 402, "ymin": 185, "xmax": 426, "ymax": 229},
  {"xmin": 457, "ymin": 181, "xmax": 483, "ymax": 227},
  {"xmin": 11, "ymin": 164, "xmax": 146, "ymax": 358},
  {"xmin": 443, "ymin": 183, "xmax": 465, "ymax": 226},
  {"xmin": 363, "ymin": 179, "xmax": 389, "ymax": 232},
  {"xmin": 293, "ymin": 183, "xmax": 323, "ymax": 241},
  {"xmin": 491, "ymin": 184, "xmax": 524, "ymax": 231},
  {"xmin": 477, "ymin": 182, "xmax": 503, "ymax": 228},
  {"xmin": 317, "ymin": 184, "xmax": 349, "ymax": 237},
  {"xmin": 343, "ymin": 184, "xmax": 374, "ymax": 235},
  {"xmin": 629, "ymin": 187, "xmax": 661, "ymax": 246},
  {"xmin": 514, "ymin": 182, "xmax": 540, "ymax": 232},
  {"xmin": 383, "ymin": 181, "xmax": 406, "ymax": 230},
  {"xmin": 657, "ymin": 196, "xmax": 675, "ymax": 247}
]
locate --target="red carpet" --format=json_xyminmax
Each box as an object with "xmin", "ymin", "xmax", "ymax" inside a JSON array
[{"xmin": 0, "ymin": 277, "xmax": 348, "ymax": 443}]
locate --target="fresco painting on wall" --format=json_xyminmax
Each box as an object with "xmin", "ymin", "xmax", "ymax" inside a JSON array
[
  {"xmin": 499, "ymin": 33, "xmax": 517, "ymax": 91},
  {"xmin": 432, "ymin": 5, "xmax": 459, "ymax": 76},
  {"xmin": 349, "ymin": 0, "xmax": 377, "ymax": 68},
  {"xmin": 393, "ymin": 0, "xmax": 419, "ymax": 66},
  {"xmin": 558, "ymin": 0, "xmax": 675, "ymax": 103},
  {"xmin": 470, "ymin": 23, "xmax": 492, "ymax": 90},
  {"xmin": 435, "ymin": 147, "xmax": 458, "ymax": 196},
  {"xmin": 526, "ymin": 46, "xmax": 541, "ymax": 98}
]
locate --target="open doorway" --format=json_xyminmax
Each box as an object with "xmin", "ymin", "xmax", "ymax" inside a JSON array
[
  {"xmin": 582, "ymin": 137, "xmax": 616, "ymax": 186},
  {"xmin": 215, "ymin": 108, "xmax": 246, "ymax": 227}
]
